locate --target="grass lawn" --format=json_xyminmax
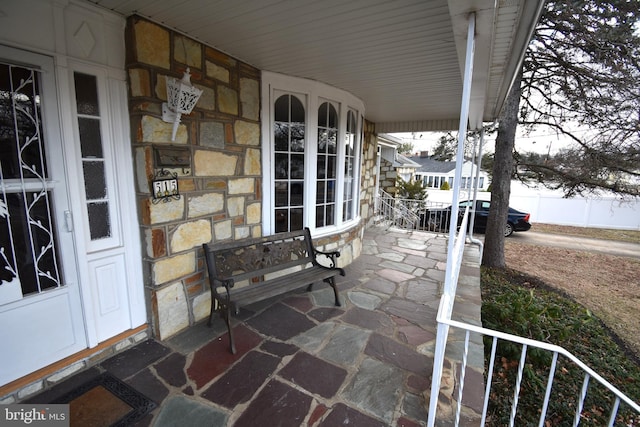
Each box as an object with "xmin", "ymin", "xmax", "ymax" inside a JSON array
[{"xmin": 481, "ymin": 267, "xmax": 640, "ymax": 426}]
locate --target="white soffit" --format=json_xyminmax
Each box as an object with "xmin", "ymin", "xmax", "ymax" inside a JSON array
[{"xmin": 86, "ymin": 0, "xmax": 543, "ymax": 132}]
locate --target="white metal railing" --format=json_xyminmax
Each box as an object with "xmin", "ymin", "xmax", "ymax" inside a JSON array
[
  {"xmin": 442, "ymin": 319, "xmax": 640, "ymax": 427},
  {"xmin": 375, "ymin": 190, "xmax": 451, "ymax": 232},
  {"xmin": 426, "ymin": 206, "xmax": 640, "ymax": 426},
  {"xmin": 374, "ymin": 189, "xmax": 420, "ymax": 230}
]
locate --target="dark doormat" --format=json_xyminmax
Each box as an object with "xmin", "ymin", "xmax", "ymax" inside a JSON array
[{"xmin": 52, "ymin": 372, "xmax": 156, "ymax": 427}]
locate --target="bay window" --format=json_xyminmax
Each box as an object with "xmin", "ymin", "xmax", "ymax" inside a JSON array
[{"xmin": 262, "ymin": 72, "xmax": 364, "ymax": 235}]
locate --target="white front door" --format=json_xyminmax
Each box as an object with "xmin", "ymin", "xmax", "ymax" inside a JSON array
[{"xmin": 0, "ymin": 46, "xmax": 87, "ymax": 385}]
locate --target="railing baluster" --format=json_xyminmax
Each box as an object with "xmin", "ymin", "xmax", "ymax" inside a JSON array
[
  {"xmin": 455, "ymin": 330, "xmax": 471, "ymax": 426},
  {"xmin": 481, "ymin": 336, "xmax": 498, "ymax": 425},
  {"xmin": 509, "ymin": 344, "xmax": 528, "ymax": 427},
  {"xmin": 607, "ymin": 397, "xmax": 620, "ymax": 427},
  {"xmin": 573, "ymin": 373, "xmax": 590, "ymax": 427},
  {"xmin": 538, "ymin": 351, "xmax": 559, "ymax": 427}
]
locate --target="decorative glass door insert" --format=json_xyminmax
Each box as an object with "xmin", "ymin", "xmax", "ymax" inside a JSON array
[{"xmin": 0, "ymin": 62, "xmax": 62, "ymax": 304}]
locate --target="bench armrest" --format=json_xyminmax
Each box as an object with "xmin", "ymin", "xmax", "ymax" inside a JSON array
[
  {"xmin": 210, "ymin": 277, "xmax": 235, "ymax": 297},
  {"xmin": 313, "ymin": 248, "xmax": 341, "ymax": 269}
]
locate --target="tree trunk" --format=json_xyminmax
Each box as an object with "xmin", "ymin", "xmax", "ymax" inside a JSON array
[{"xmin": 482, "ymin": 72, "xmax": 522, "ymax": 268}]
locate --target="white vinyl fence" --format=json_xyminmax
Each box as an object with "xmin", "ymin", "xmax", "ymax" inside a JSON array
[{"xmin": 425, "ymin": 185, "xmax": 640, "ymax": 230}]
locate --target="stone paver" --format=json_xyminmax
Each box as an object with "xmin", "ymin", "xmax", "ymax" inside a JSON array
[
  {"xmin": 24, "ymin": 226, "xmax": 484, "ymax": 427},
  {"xmin": 343, "ymin": 357, "xmax": 404, "ymax": 423},
  {"xmin": 201, "ymin": 350, "xmax": 280, "ymax": 408},
  {"xmin": 232, "ymin": 380, "xmax": 312, "ymax": 427},
  {"xmin": 154, "ymin": 395, "xmax": 227, "ymax": 426},
  {"xmin": 278, "ymin": 352, "xmax": 347, "ymax": 398},
  {"xmin": 319, "ymin": 324, "xmax": 370, "ymax": 366}
]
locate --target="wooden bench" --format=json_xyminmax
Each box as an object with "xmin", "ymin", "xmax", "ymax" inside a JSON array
[{"xmin": 202, "ymin": 227, "xmax": 345, "ymax": 353}]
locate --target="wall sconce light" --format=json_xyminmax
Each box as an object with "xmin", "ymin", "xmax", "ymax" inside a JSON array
[{"xmin": 162, "ymin": 68, "xmax": 203, "ymax": 141}]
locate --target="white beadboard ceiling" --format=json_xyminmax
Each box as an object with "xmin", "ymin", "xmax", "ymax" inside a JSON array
[{"xmin": 86, "ymin": 0, "xmax": 543, "ymax": 132}]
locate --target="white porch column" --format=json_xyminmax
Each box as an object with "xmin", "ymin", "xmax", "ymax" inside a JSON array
[{"xmin": 427, "ymin": 11, "xmax": 476, "ymax": 427}]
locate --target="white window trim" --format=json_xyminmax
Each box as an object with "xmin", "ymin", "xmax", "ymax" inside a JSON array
[{"xmin": 261, "ymin": 72, "xmax": 365, "ymax": 237}]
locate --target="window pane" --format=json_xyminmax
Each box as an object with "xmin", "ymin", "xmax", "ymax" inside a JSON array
[
  {"xmin": 0, "ymin": 64, "xmax": 46, "ymax": 180},
  {"xmin": 275, "ymin": 122, "xmax": 289, "ymax": 151},
  {"xmin": 290, "ymin": 182, "xmax": 303, "ymax": 206},
  {"xmin": 328, "ymin": 104, "xmax": 337, "ymax": 128},
  {"xmin": 74, "ymin": 73, "xmax": 100, "ymax": 115},
  {"xmin": 290, "ymin": 208, "xmax": 303, "ymax": 231},
  {"xmin": 318, "ymin": 103, "xmax": 328, "ymax": 127},
  {"xmin": 78, "ymin": 117, "xmax": 103, "ymax": 158},
  {"xmin": 326, "ymin": 205, "xmax": 335, "ymax": 226},
  {"xmin": 315, "ymin": 205, "xmax": 324, "ymax": 228},
  {"xmin": 275, "ymin": 153, "xmax": 289, "ymax": 179},
  {"xmin": 290, "ymin": 124, "xmax": 305, "ymax": 152},
  {"xmin": 318, "ymin": 131, "xmax": 328, "ymax": 153},
  {"xmin": 327, "ymin": 157, "xmax": 336, "ymax": 179},
  {"xmin": 87, "ymin": 202, "xmax": 111, "ymax": 240},
  {"xmin": 327, "ymin": 180, "xmax": 335, "ymax": 202},
  {"xmin": 275, "ymin": 182, "xmax": 288, "ymax": 206},
  {"xmin": 275, "ymin": 209, "xmax": 288, "ymax": 233},
  {"xmin": 290, "ymin": 97, "xmax": 305, "ymax": 123},
  {"xmin": 290, "ymin": 154, "xmax": 304, "ymax": 179},
  {"xmin": 316, "ymin": 182, "xmax": 325, "ymax": 204},
  {"xmin": 275, "ymin": 95, "xmax": 289, "ymax": 122},
  {"xmin": 83, "ymin": 161, "xmax": 107, "ymax": 199},
  {"xmin": 327, "ymin": 130, "xmax": 337, "ymax": 154},
  {"xmin": 1, "ymin": 191, "xmax": 61, "ymax": 295},
  {"xmin": 317, "ymin": 156, "xmax": 326, "ymax": 178}
]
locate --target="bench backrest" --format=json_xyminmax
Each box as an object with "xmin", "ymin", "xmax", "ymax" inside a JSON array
[{"xmin": 203, "ymin": 228, "xmax": 316, "ymax": 284}]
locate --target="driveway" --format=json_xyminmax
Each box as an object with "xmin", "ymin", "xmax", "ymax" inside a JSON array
[{"xmin": 506, "ymin": 231, "xmax": 640, "ymax": 260}]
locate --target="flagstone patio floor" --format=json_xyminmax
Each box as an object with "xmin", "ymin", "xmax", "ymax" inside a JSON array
[{"xmin": 26, "ymin": 225, "xmax": 484, "ymax": 426}]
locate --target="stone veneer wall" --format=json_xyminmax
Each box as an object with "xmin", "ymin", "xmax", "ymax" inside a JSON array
[
  {"xmin": 360, "ymin": 121, "xmax": 379, "ymax": 228},
  {"xmin": 126, "ymin": 16, "xmax": 262, "ymax": 339},
  {"xmin": 126, "ymin": 16, "xmax": 374, "ymax": 340},
  {"xmin": 379, "ymin": 157, "xmax": 398, "ymax": 195}
]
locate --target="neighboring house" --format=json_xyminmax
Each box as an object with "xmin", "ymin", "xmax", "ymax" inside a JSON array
[
  {"xmin": 411, "ymin": 153, "xmax": 490, "ymax": 191},
  {"xmin": 377, "ymin": 134, "xmax": 421, "ymax": 195},
  {"xmin": 0, "ymin": 0, "xmax": 543, "ymax": 396}
]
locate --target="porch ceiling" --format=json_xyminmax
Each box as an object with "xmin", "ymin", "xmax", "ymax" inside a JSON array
[{"xmin": 86, "ymin": 0, "xmax": 543, "ymax": 133}]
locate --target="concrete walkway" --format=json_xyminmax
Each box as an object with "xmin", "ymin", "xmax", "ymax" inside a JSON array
[{"xmin": 26, "ymin": 226, "xmax": 484, "ymax": 426}]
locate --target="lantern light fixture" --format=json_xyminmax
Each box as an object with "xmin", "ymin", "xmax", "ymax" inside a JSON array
[{"xmin": 162, "ymin": 68, "xmax": 203, "ymax": 141}]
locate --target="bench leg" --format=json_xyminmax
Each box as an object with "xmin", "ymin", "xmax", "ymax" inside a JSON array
[
  {"xmin": 223, "ymin": 306, "xmax": 236, "ymax": 354},
  {"xmin": 306, "ymin": 283, "xmax": 313, "ymax": 292},
  {"xmin": 207, "ymin": 297, "xmax": 215, "ymax": 327},
  {"xmin": 325, "ymin": 277, "xmax": 341, "ymax": 307}
]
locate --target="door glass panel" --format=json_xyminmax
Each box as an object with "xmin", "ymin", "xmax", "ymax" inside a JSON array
[
  {"xmin": 78, "ymin": 117, "xmax": 103, "ymax": 158},
  {"xmin": 87, "ymin": 202, "xmax": 111, "ymax": 240},
  {"xmin": 74, "ymin": 73, "xmax": 112, "ymax": 241},
  {"xmin": 83, "ymin": 161, "xmax": 107, "ymax": 199},
  {"xmin": 74, "ymin": 72, "xmax": 100, "ymax": 115},
  {"xmin": 0, "ymin": 63, "xmax": 63, "ymax": 300}
]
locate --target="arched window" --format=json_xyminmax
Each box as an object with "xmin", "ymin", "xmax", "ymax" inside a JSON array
[{"xmin": 274, "ymin": 94, "xmax": 305, "ymax": 232}]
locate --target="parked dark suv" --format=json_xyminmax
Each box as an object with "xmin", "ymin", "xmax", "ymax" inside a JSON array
[{"xmin": 423, "ymin": 200, "xmax": 531, "ymax": 237}]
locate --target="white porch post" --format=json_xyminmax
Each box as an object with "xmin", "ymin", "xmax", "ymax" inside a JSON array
[{"xmin": 427, "ymin": 12, "xmax": 476, "ymax": 427}]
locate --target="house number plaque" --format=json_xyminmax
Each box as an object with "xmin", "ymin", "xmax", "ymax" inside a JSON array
[{"xmin": 151, "ymin": 169, "xmax": 180, "ymax": 203}]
